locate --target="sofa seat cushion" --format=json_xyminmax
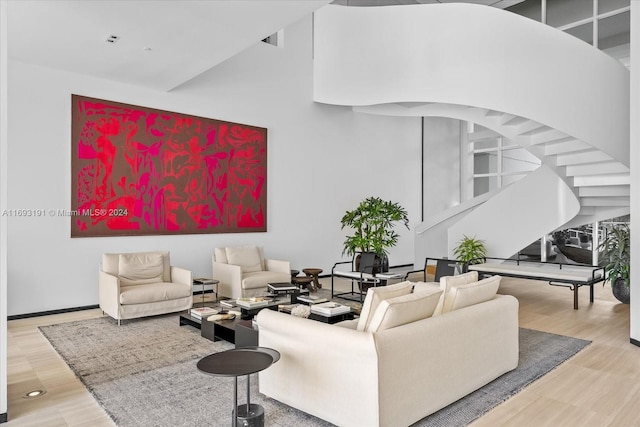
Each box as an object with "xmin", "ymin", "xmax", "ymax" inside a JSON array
[
  {"xmin": 443, "ymin": 275, "xmax": 501, "ymax": 313},
  {"xmin": 242, "ymin": 271, "xmax": 290, "ymax": 289},
  {"xmin": 225, "ymin": 246, "xmax": 263, "ymax": 273},
  {"xmin": 118, "ymin": 253, "xmax": 165, "ymax": 286},
  {"xmin": 119, "ymin": 282, "xmax": 191, "ymax": 305},
  {"xmin": 357, "ymin": 281, "xmax": 414, "ymax": 332},
  {"xmin": 434, "ymin": 271, "xmax": 479, "ymax": 315},
  {"xmin": 366, "ymin": 289, "xmax": 443, "ymax": 333}
]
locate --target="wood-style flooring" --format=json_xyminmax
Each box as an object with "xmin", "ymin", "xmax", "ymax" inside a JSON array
[{"xmin": 5, "ymin": 276, "xmax": 639, "ymax": 426}]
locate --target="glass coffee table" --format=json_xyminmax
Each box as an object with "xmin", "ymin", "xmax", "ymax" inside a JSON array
[{"xmin": 197, "ymin": 347, "xmax": 280, "ymax": 427}]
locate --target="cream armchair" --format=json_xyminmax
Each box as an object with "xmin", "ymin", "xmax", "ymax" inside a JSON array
[
  {"xmin": 212, "ymin": 246, "xmax": 291, "ymax": 299},
  {"xmin": 99, "ymin": 251, "xmax": 192, "ymax": 325}
]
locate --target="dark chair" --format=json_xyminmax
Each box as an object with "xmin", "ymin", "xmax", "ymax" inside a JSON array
[
  {"xmin": 331, "ymin": 252, "xmax": 382, "ymax": 303},
  {"xmin": 404, "ymin": 257, "xmax": 458, "ymax": 282}
]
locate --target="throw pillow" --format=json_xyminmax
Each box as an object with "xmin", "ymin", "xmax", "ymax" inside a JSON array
[
  {"xmin": 356, "ymin": 281, "xmax": 413, "ymax": 332},
  {"xmin": 443, "ymin": 275, "xmax": 501, "ymax": 313},
  {"xmin": 366, "ymin": 289, "xmax": 443, "ymax": 333},
  {"xmin": 225, "ymin": 246, "xmax": 263, "ymax": 273},
  {"xmin": 118, "ymin": 253, "xmax": 164, "ymax": 286},
  {"xmin": 433, "ymin": 271, "xmax": 479, "ymax": 316}
]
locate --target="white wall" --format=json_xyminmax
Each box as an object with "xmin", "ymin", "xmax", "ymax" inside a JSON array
[
  {"xmin": 422, "ymin": 117, "xmax": 461, "ymax": 221},
  {"xmin": 630, "ymin": 0, "xmax": 639, "ymax": 343},
  {"xmin": 6, "ymin": 14, "xmax": 422, "ymax": 316},
  {"xmin": 1, "ymin": 0, "xmax": 9, "ymax": 419}
]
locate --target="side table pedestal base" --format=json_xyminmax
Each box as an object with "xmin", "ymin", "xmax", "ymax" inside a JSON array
[{"xmin": 236, "ymin": 403, "xmax": 264, "ymax": 426}]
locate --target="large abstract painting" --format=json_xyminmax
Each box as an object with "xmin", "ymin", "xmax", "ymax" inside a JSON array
[{"xmin": 71, "ymin": 95, "xmax": 267, "ymax": 237}]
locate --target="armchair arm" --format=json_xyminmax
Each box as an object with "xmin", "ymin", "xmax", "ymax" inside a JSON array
[
  {"xmin": 212, "ymin": 258, "xmax": 243, "ymax": 299},
  {"xmin": 264, "ymin": 258, "xmax": 290, "ymax": 274},
  {"xmin": 170, "ymin": 266, "xmax": 192, "ymax": 287},
  {"xmin": 98, "ymin": 270, "xmax": 121, "ymax": 319}
]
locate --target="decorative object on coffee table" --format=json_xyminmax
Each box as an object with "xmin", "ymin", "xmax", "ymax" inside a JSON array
[
  {"xmin": 291, "ymin": 305, "xmax": 311, "ymax": 318},
  {"xmin": 292, "ymin": 275, "xmax": 314, "ymax": 292},
  {"xmin": 302, "ymin": 268, "xmax": 323, "ymax": 290}
]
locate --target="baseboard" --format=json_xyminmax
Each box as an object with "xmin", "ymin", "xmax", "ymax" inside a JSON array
[
  {"xmin": 631, "ymin": 338, "xmax": 640, "ymax": 347},
  {"xmin": 7, "ymin": 304, "xmax": 99, "ymax": 321},
  {"xmin": 0, "ymin": 412, "xmax": 7, "ymax": 423}
]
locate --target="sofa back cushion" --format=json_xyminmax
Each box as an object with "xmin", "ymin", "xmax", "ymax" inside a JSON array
[
  {"xmin": 442, "ymin": 275, "xmax": 501, "ymax": 314},
  {"xmin": 411, "ymin": 281, "xmax": 440, "ymax": 294},
  {"xmin": 102, "ymin": 251, "xmax": 171, "ymax": 283},
  {"xmin": 118, "ymin": 253, "xmax": 165, "ymax": 287},
  {"xmin": 433, "ymin": 271, "xmax": 479, "ymax": 315},
  {"xmin": 225, "ymin": 246, "xmax": 263, "ymax": 273},
  {"xmin": 366, "ymin": 289, "xmax": 443, "ymax": 333},
  {"xmin": 356, "ymin": 281, "xmax": 413, "ymax": 332}
]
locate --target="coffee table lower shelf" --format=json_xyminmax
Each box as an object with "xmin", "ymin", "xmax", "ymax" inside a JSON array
[{"xmin": 179, "ymin": 313, "xmax": 258, "ymax": 347}]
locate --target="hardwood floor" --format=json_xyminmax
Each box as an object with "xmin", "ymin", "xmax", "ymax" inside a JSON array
[{"xmin": 5, "ymin": 277, "xmax": 638, "ymax": 426}]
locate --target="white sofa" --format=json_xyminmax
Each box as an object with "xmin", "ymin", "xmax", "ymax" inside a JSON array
[
  {"xmin": 256, "ymin": 274, "xmax": 519, "ymax": 427},
  {"xmin": 99, "ymin": 251, "xmax": 192, "ymax": 325},
  {"xmin": 212, "ymin": 246, "xmax": 290, "ymax": 299}
]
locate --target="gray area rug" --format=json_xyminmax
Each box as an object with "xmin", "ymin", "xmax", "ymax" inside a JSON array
[{"xmin": 39, "ymin": 314, "xmax": 590, "ymax": 427}]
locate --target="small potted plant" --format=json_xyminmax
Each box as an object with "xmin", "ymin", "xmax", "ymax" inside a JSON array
[
  {"xmin": 341, "ymin": 196, "xmax": 409, "ymax": 272},
  {"xmin": 453, "ymin": 235, "xmax": 487, "ymax": 272},
  {"xmin": 598, "ymin": 224, "xmax": 630, "ymax": 304}
]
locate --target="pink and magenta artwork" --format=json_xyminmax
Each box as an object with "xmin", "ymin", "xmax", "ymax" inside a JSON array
[{"xmin": 71, "ymin": 95, "xmax": 267, "ymax": 237}]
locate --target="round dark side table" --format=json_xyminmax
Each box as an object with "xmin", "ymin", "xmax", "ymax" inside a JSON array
[{"xmin": 197, "ymin": 347, "xmax": 280, "ymax": 427}]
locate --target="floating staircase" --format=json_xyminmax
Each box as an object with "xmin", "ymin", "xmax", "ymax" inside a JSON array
[{"xmin": 312, "ymin": 3, "xmax": 630, "ymax": 263}]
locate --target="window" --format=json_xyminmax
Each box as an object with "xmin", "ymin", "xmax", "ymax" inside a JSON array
[
  {"xmin": 469, "ymin": 126, "xmax": 541, "ymax": 198},
  {"xmin": 506, "ymin": 0, "xmax": 630, "ymax": 67}
]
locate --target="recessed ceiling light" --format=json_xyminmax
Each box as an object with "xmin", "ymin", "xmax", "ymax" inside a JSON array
[
  {"xmin": 143, "ymin": 47, "xmax": 152, "ymax": 51},
  {"xmin": 24, "ymin": 389, "xmax": 46, "ymax": 398},
  {"xmin": 105, "ymin": 35, "xmax": 120, "ymax": 44}
]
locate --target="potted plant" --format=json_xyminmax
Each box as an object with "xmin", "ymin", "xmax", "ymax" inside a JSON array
[
  {"xmin": 453, "ymin": 235, "xmax": 487, "ymax": 272},
  {"xmin": 341, "ymin": 196, "xmax": 409, "ymax": 272},
  {"xmin": 598, "ymin": 224, "xmax": 630, "ymax": 304}
]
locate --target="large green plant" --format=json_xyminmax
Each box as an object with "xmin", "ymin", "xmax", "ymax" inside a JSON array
[
  {"xmin": 598, "ymin": 224, "xmax": 630, "ymax": 287},
  {"xmin": 453, "ymin": 235, "xmax": 487, "ymax": 265},
  {"xmin": 341, "ymin": 197, "xmax": 409, "ymax": 257}
]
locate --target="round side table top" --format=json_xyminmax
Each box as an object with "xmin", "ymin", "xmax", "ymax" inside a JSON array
[
  {"xmin": 302, "ymin": 268, "xmax": 323, "ymax": 275},
  {"xmin": 197, "ymin": 347, "xmax": 278, "ymax": 377}
]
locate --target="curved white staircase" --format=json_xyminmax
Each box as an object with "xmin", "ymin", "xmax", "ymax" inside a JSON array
[{"xmin": 313, "ymin": 4, "xmax": 630, "ymax": 263}]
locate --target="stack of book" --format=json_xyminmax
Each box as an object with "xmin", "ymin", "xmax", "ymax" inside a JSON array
[
  {"xmin": 219, "ymin": 299, "xmax": 237, "ymax": 309},
  {"xmin": 190, "ymin": 306, "xmax": 218, "ymax": 319},
  {"xmin": 268, "ymin": 282, "xmax": 297, "ymax": 292},
  {"xmin": 236, "ymin": 297, "xmax": 270, "ymax": 309},
  {"xmin": 310, "ymin": 302, "xmax": 351, "ymax": 317},
  {"xmin": 277, "ymin": 303, "xmax": 301, "ymax": 313},
  {"xmin": 193, "ymin": 277, "xmax": 218, "ymax": 284},
  {"xmin": 296, "ymin": 294, "xmax": 328, "ymax": 305}
]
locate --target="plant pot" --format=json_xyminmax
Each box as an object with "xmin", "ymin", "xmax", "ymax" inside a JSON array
[
  {"xmin": 354, "ymin": 253, "xmax": 388, "ymax": 274},
  {"xmin": 612, "ymin": 278, "xmax": 630, "ymax": 304},
  {"xmin": 355, "ymin": 252, "xmax": 388, "ymax": 293}
]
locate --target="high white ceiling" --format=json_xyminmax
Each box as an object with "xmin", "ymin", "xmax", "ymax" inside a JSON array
[
  {"xmin": 330, "ymin": 0, "xmax": 523, "ymax": 7},
  {"xmin": 7, "ymin": 0, "xmax": 330, "ymax": 91}
]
